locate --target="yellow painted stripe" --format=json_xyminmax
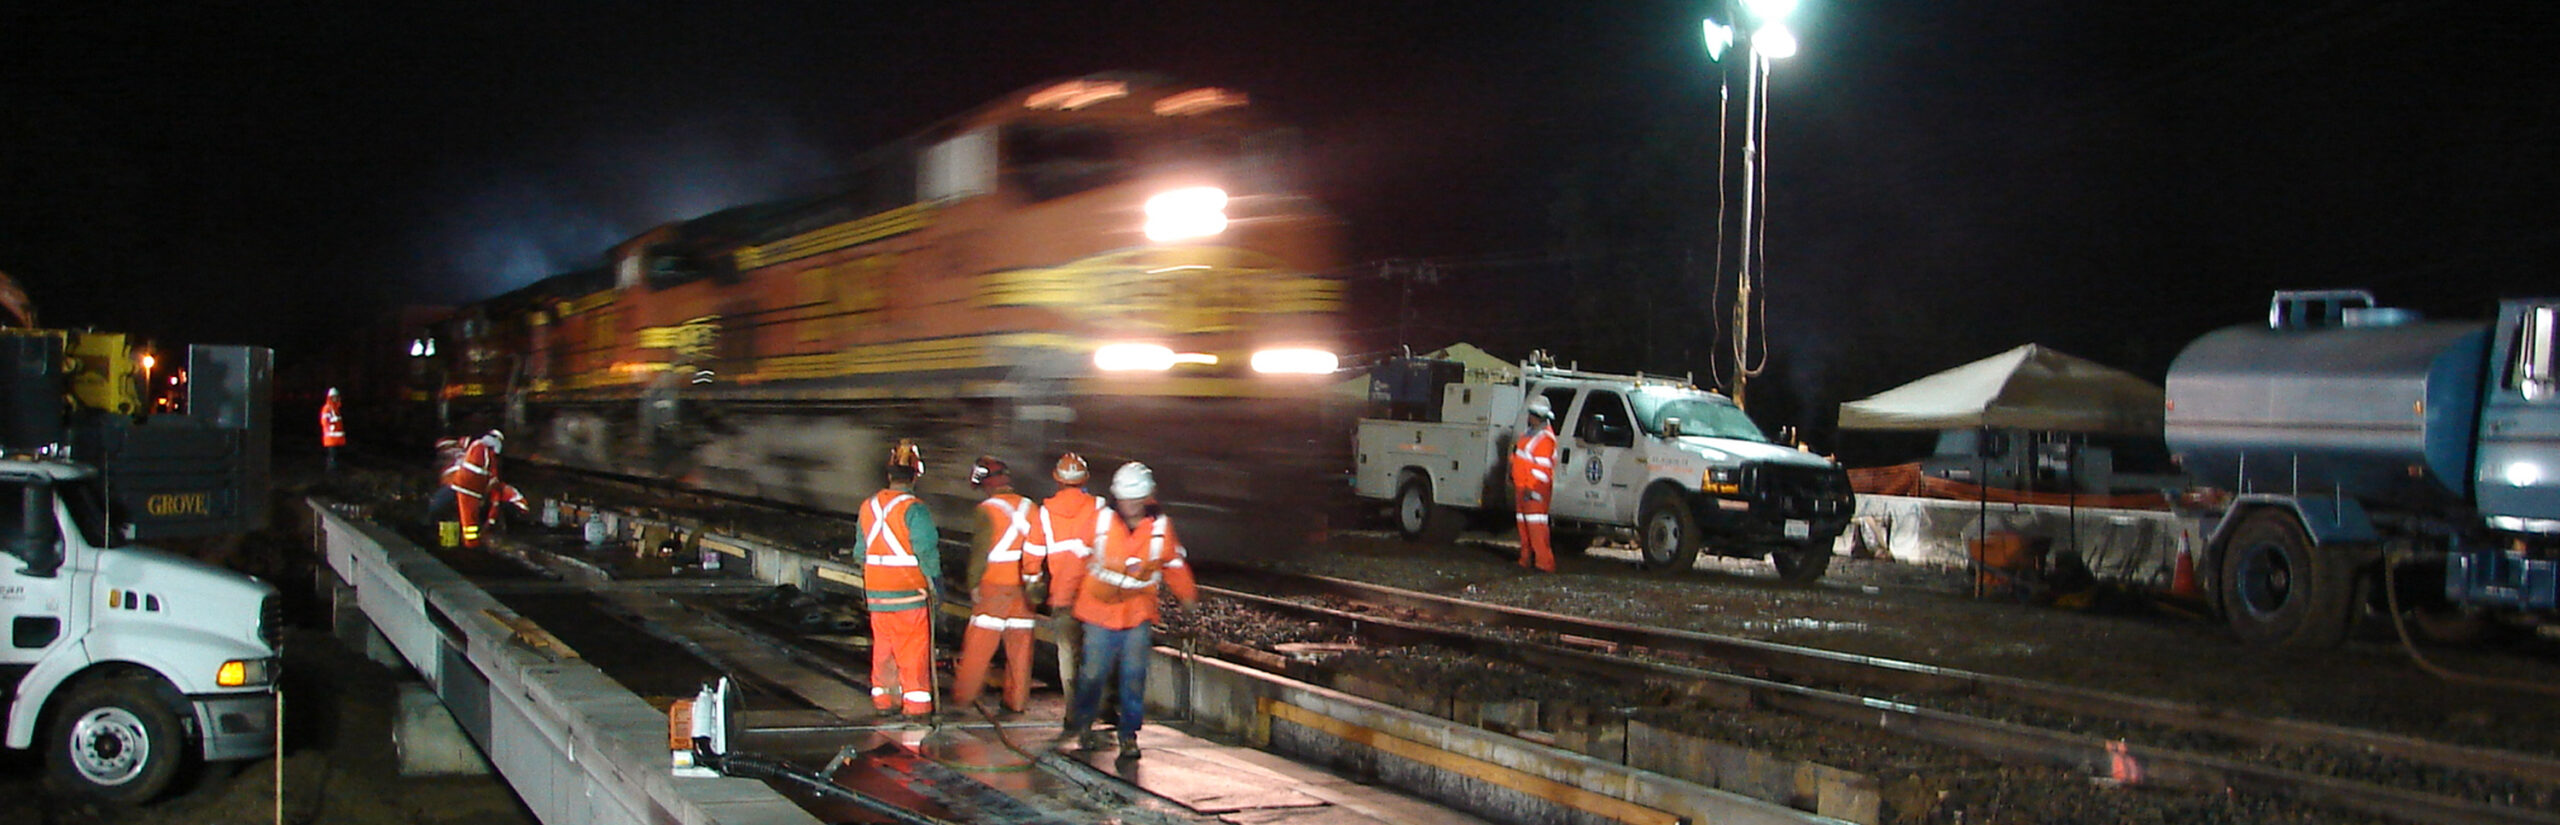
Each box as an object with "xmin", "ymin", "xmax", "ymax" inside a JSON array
[
  {"xmin": 703, "ymin": 537, "xmax": 750, "ymax": 559},
  {"xmin": 1260, "ymin": 698, "xmax": 1683, "ymax": 825},
  {"xmin": 815, "ymin": 566, "xmax": 864, "ymax": 588},
  {"xmin": 734, "ymin": 203, "xmax": 936, "ymax": 270}
]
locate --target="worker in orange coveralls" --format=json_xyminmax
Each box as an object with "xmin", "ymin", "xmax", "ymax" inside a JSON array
[
  {"xmin": 1051, "ymin": 462, "xmax": 1196, "ymax": 759},
  {"xmin": 859, "ymin": 439, "xmax": 941, "ymax": 717},
  {"xmin": 1031, "ymin": 452, "xmax": 1100, "ymax": 693},
  {"xmin": 442, "ymin": 429, "xmax": 527, "ymax": 547},
  {"xmin": 319, "ymin": 388, "xmax": 347, "ymax": 472},
  {"xmin": 951, "ymin": 456, "xmax": 1038, "ymax": 713},
  {"xmin": 1509, "ymin": 396, "xmax": 1559, "ymax": 572}
]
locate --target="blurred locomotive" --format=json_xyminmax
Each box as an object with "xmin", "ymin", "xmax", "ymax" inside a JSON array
[{"xmin": 408, "ymin": 74, "xmax": 1349, "ymax": 554}]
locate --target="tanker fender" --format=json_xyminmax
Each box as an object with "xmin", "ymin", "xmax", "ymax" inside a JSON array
[{"xmin": 2207, "ymin": 494, "xmax": 2383, "ymax": 556}]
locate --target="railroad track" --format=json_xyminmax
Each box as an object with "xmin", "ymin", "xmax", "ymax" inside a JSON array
[{"xmin": 1188, "ymin": 562, "xmax": 2560, "ymax": 825}]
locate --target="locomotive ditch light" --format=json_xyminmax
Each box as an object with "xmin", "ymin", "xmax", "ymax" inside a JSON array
[
  {"xmin": 1095, "ymin": 343, "xmax": 1177, "ymax": 372},
  {"xmin": 1144, "ymin": 187, "xmax": 1229, "ymax": 242},
  {"xmin": 1250, "ymin": 347, "xmax": 1339, "ymax": 375}
]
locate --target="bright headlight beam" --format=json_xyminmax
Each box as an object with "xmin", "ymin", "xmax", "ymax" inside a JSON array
[
  {"xmin": 1094, "ymin": 343, "xmax": 1177, "ymax": 372},
  {"xmin": 1144, "ymin": 187, "xmax": 1229, "ymax": 242},
  {"xmin": 1250, "ymin": 348, "xmax": 1339, "ymax": 375}
]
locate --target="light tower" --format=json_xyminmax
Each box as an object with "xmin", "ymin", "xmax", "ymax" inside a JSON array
[{"xmin": 1704, "ymin": 0, "xmax": 1798, "ymax": 410}]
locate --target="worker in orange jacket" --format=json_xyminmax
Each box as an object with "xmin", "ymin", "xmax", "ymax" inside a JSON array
[
  {"xmin": 951, "ymin": 456, "xmax": 1037, "ymax": 713},
  {"xmin": 319, "ymin": 388, "xmax": 346, "ymax": 472},
  {"xmin": 1510, "ymin": 396, "xmax": 1559, "ymax": 572},
  {"xmin": 1031, "ymin": 453, "xmax": 1100, "ymax": 694},
  {"xmin": 859, "ymin": 439, "xmax": 941, "ymax": 717},
  {"xmin": 1050, "ymin": 462, "xmax": 1196, "ymax": 758},
  {"xmin": 442, "ymin": 429, "xmax": 527, "ymax": 547}
]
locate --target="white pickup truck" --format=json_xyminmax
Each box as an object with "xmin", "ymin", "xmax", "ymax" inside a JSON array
[{"xmin": 1353, "ymin": 358, "xmax": 1852, "ymax": 580}]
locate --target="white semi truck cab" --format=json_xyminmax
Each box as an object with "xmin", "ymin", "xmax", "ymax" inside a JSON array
[{"xmin": 1354, "ymin": 356, "xmax": 1853, "ymax": 580}]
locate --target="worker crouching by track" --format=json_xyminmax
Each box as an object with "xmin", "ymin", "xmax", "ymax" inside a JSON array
[
  {"xmin": 860, "ymin": 439, "xmax": 942, "ymax": 718},
  {"xmin": 442, "ymin": 429, "xmax": 529, "ymax": 547},
  {"xmin": 1052, "ymin": 462, "xmax": 1198, "ymax": 759},
  {"xmin": 951, "ymin": 456, "xmax": 1037, "ymax": 714}
]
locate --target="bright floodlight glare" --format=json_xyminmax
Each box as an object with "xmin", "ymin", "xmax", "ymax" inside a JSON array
[
  {"xmin": 1702, "ymin": 20, "xmax": 1735, "ymax": 62},
  {"xmin": 1144, "ymin": 187, "xmax": 1229, "ymax": 242},
  {"xmin": 1743, "ymin": 0, "xmax": 1798, "ymax": 22},
  {"xmin": 1250, "ymin": 348, "xmax": 1340, "ymax": 375},
  {"xmin": 1754, "ymin": 24, "xmax": 1799, "ymax": 59},
  {"xmin": 1094, "ymin": 343, "xmax": 1177, "ymax": 372}
]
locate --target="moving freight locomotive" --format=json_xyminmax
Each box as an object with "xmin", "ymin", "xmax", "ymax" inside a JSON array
[{"xmin": 413, "ymin": 73, "xmax": 1349, "ymax": 553}]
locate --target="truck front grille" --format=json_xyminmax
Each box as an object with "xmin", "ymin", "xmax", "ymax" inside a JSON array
[{"xmin": 1749, "ymin": 463, "xmax": 1854, "ymax": 516}]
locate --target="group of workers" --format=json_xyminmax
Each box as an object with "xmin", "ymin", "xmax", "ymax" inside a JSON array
[
  {"xmin": 859, "ymin": 439, "xmax": 1196, "ymax": 758},
  {"xmin": 317, "ymin": 388, "xmax": 526, "ymax": 548}
]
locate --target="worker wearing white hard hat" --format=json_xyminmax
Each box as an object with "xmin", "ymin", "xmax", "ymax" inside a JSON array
[
  {"xmin": 1510, "ymin": 396, "xmax": 1560, "ymax": 572},
  {"xmin": 319, "ymin": 387, "xmax": 346, "ymax": 472},
  {"xmin": 442, "ymin": 428, "xmax": 526, "ymax": 548},
  {"xmin": 1049, "ymin": 460, "xmax": 1198, "ymax": 759}
]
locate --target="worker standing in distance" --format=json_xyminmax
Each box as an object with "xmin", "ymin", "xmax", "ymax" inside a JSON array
[
  {"xmin": 443, "ymin": 429, "xmax": 527, "ymax": 547},
  {"xmin": 859, "ymin": 439, "xmax": 941, "ymax": 717},
  {"xmin": 1031, "ymin": 453, "xmax": 1099, "ymax": 694},
  {"xmin": 1051, "ymin": 462, "xmax": 1196, "ymax": 758},
  {"xmin": 1510, "ymin": 396, "xmax": 1559, "ymax": 573},
  {"xmin": 319, "ymin": 387, "xmax": 347, "ymax": 472},
  {"xmin": 951, "ymin": 457, "xmax": 1037, "ymax": 714}
]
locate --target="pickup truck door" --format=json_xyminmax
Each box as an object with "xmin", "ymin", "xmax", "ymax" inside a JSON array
[
  {"xmin": 1551, "ymin": 389, "xmax": 1643, "ymax": 525},
  {"xmin": 0, "ymin": 479, "xmax": 76, "ymax": 691},
  {"xmin": 2478, "ymin": 301, "xmax": 2560, "ymax": 523}
]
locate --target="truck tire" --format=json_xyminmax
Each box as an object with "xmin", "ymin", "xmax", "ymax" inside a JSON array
[
  {"xmin": 1771, "ymin": 541, "xmax": 1833, "ymax": 582},
  {"xmin": 1637, "ymin": 491, "xmax": 1702, "ymax": 572},
  {"xmin": 46, "ymin": 678, "xmax": 188, "ymax": 805},
  {"xmin": 2218, "ymin": 510, "xmax": 2355, "ymax": 648},
  {"xmin": 1394, "ymin": 476, "xmax": 1462, "ymax": 545}
]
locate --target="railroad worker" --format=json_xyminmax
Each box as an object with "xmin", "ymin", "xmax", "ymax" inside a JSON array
[
  {"xmin": 319, "ymin": 387, "xmax": 347, "ymax": 472},
  {"xmin": 1031, "ymin": 452, "xmax": 1100, "ymax": 693},
  {"xmin": 952, "ymin": 456, "xmax": 1038, "ymax": 713},
  {"xmin": 1052, "ymin": 461, "xmax": 1197, "ymax": 758},
  {"xmin": 442, "ymin": 429, "xmax": 527, "ymax": 548},
  {"xmin": 859, "ymin": 439, "xmax": 942, "ymax": 717},
  {"xmin": 1510, "ymin": 396, "xmax": 1559, "ymax": 573}
]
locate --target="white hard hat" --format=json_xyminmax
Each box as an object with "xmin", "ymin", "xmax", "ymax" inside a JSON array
[
  {"xmin": 326, "ymin": 387, "xmax": 339, "ymax": 397},
  {"xmin": 1526, "ymin": 396, "xmax": 1555, "ymax": 420},
  {"xmin": 1110, "ymin": 462, "xmax": 1156, "ymax": 501},
  {"xmin": 484, "ymin": 429, "xmax": 504, "ymax": 452}
]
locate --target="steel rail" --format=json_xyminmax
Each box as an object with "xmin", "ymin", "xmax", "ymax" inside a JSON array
[{"xmin": 1195, "ymin": 582, "xmax": 2560, "ymax": 825}]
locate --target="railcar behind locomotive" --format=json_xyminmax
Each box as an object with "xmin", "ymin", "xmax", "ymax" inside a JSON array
[{"xmin": 420, "ymin": 73, "xmax": 1349, "ymax": 554}]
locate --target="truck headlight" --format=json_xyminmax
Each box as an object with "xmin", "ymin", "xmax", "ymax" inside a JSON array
[
  {"xmin": 216, "ymin": 658, "xmax": 276, "ymax": 688},
  {"xmin": 1704, "ymin": 466, "xmax": 1741, "ymax": 495},
  {"xmin": 1144, "ymin": 187, "xmax": 1229, "ymax": 242},
  {"xmin": 1250, "ymin": 348, "xmax": 1338, "ymax": 375}
]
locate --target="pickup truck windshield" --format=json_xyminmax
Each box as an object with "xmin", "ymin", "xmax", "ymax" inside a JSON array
[{"xmin": 1631, "ymin": 392, "xmax": 1769, "ymax": 442}]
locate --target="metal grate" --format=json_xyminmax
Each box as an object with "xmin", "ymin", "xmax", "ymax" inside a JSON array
[{"xmin": 259, "ymin": 594, "xmax": 283, "ymax": 651}]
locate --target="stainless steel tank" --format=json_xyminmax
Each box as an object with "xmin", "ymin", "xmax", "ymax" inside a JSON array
[{"xmin": 2165, "ymin": 318, "xmax": 2489, "ymax": 504}]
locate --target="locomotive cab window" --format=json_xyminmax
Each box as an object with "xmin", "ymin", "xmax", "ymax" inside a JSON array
[{"xmin": 1002, "ymin": 124, "xmax": 1132, "ymax": 202}]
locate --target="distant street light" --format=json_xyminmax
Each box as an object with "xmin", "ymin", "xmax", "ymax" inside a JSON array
[{"xmin": 1704, "ymin": 2, "xmax": 1798, "ymax": 411}]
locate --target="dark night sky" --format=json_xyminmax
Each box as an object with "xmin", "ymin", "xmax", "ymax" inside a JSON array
[{"xmin": 4, "ymin": 1, "xmax": 2556, "ymax": 440}]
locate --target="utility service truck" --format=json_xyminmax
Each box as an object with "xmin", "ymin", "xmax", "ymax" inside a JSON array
[
  {"xmin": 1354, "ymin": 355, "xmax": 1853, "ymax": 580},
  {"xmin": 2166, "ymin": 289, "xmax": 2558, "ymax": 647},
  {"xmin": 0, "ymin": 328, "xmax": 278, "ymax": 802}
]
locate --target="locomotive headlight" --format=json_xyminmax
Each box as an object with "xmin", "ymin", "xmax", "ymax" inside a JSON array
[
  {"xmin": 1094, "ymin": 343, "xmax": 1177, "ymax": 372},
  {"xmin": 1250, "ymin": 348, "xmax": 1339, "ymax": 375},
  {"xmin": 1144, "ymin": 187, "xmax": 1229, "ymax": 242}
]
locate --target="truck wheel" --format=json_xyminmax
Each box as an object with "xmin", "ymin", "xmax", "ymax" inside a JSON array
[
  {"xmin": 2218, "ymin": 510, "xmax": 2355, "ymax": 648},
  {"xmin": 46, "ymin": 678, "xmax": 188, "ymax": 805},
  {"xmin": 1394, "ymin": 476, "xmax": 1462, "ymax": 545},
  {"xmin": 1637, "ymin": 491, "xmax": 1702, "ymax": 572},
  {"xmin": 1771, "ymin": 542, "xmax": 1833, "ymax": 583}
]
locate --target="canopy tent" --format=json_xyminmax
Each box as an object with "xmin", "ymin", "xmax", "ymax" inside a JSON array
[{"xmin": 1836, "ymin": 344, "xmax": 2162, "ymax": 436}]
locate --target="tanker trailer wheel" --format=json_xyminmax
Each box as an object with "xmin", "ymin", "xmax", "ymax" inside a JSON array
[
  {"xmin": 1394, "ymin": 475, "xmax": 1463, "ymax": 545},
  {"xmin": 1637, "ymin": 490, "xmax": 1702, "ymax": 572},
  {"xmin": 46, "ymin": 678, "xmax": 188, "ymax": 805},
  {"xmin": 1771, "ymin": 541, "xmax": 1834, "ymax": 583},
  {"xmin": 2218, "ymin": 510, "xmax": 2355, "ymax": 648}
]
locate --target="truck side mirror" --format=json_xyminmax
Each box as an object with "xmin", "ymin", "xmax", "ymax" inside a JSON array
[
  {"xmin": 9, "ymin": 486, "xmax": 60, "ymax": 578},
  {"xmin": 2523, "ymin": 305, "xmax": 2556, "ymax": 402},
  {"xmin": 1663, "ymin": 417, "xmax": 1684, "ymax": 438}
]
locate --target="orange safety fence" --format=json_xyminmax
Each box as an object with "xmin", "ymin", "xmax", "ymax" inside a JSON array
[{"xmin": 1846, "ymin": 462, "xmax": 2170, "ymax": 511}]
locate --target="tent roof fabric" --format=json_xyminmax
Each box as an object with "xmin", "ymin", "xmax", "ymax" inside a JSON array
[{"xmin": 1836, "ymin": 344, "xmax": 2164, "ymax": 435}]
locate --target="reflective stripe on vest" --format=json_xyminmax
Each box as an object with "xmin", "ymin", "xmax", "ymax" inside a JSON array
[
  {"xmin": 1087, "ymin": 511, "xmax": 1171, "ymax": 591},
  {"xmin": 1041, "ymin": 506, "xmax": 1091, "ymax": 558},
  {"xmin": 982, "ymin": 496, "xmax": 1031, "ymax": 563},
  {"xmin": 863, "ymin": 492, "xmax": 918, "ymax": 567}
]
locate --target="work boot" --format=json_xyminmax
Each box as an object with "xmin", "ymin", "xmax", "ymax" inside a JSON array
[
  {"xmin": 1060, "ymin": 716, "xmax": 1092, "ymax": 741},
  {"xmin": 1078, "ymin": 729, "xmax": 1112, "ymax": 751},
  {"xmin": 1116, "ymin": 734, "xmax": 1141, "ymax": 760}
]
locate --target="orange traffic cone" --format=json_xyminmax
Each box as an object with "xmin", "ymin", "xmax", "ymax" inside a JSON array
[{"xmin": 2169, "ymin": 545, "xmax": 2201, "ymax": 599}]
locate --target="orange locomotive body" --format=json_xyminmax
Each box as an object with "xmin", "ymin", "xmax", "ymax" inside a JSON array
[{"xmin": 426, "ymin": 74, "xmax": 1348, "ymax": 554}]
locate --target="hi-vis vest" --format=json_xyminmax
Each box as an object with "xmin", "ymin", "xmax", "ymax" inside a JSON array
[
  {"xmin": 862, "ymin": 490, "xmax": 931, "ymax": 610},
  {"xmin": 1510, "ymin": 426, "xmax": 1557, "ymax": 492},
  {"xmin": 1083, "ymin": 510, "xmax": 1177, "ymax": 604},
  {"xmin": 974, "ymin": 493, "xmax": 1032, "ymax": 588},
  {"xmin": 445, "ymin": 437, "xmax": 500, "ymax": 498},
  {"xmin": 320, "ymin": 400, "xmax": 346, "ymax": 446}
]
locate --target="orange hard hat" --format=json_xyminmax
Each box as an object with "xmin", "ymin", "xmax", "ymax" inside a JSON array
[
  {"xmin": 1053, "ymin": 452, "xmax": 1089, "ymax": 484},
  {"xmin": 887, "ymin": 438, "xmax": 925, "ymax": 476}
]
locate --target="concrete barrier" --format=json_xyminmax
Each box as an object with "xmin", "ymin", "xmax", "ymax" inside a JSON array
[{"xmin": 312, "ymin": 500, "xmax": 821, "ymax": 825}]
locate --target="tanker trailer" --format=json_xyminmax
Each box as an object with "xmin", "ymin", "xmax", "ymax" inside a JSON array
[{"xmin": 2166, "ymin": 289, "xmax": 2559, "ymax": 648}]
